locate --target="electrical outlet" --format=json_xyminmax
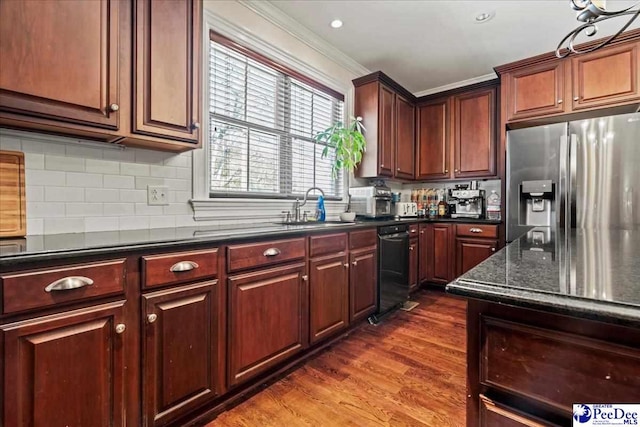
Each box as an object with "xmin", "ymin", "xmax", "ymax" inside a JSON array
[{"xmin": 147, "ymin": 185, "xmax": 169, "ymax": 206}]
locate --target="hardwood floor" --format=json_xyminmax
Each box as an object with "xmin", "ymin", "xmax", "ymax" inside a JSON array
[{"xmin": 211, "ymin": 290, "xmax": 467, "ymax": 426}]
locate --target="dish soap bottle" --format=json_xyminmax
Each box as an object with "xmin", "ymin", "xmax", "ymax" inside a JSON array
[{"xmin": 316, "ymin": 195, "xmax": 326, "ymax": 222}]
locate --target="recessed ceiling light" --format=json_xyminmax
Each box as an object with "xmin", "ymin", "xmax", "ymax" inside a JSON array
[
  {"xmin": 330, "ymin": 19, "xmax": 343, "ymax": 29},
  {"xmin": 474, "ymin": 12, "xmax": 494, "ymax": 23}
]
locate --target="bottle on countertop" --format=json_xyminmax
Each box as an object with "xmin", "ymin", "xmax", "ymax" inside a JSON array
[
  {"xmin": 438, "ymin": 189, "xmax": 447, "ymax": 217},
  {"xmin": 486, "ymin": 190, "xmax": 501, "ymax": 221},
  {"xmin": 316, "ymin": 195, "xmax": 326, "ymax": 221}
]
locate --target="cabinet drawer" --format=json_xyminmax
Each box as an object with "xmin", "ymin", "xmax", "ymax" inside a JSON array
[
  {"xmin": 227, "ymin": 238, "xmax": 306, "ymax": 273},
  {"xmin": 456, "ymin": 224, "xmax": 498, "ymax": 239},
  {"xmin": 349, "ymin": 228, "xmax": 377, "ymax": 249},
  {"xmin": 480, "ymin": 396, "xmax": 553, "ymax": 427},
  {"xmin": 1, "ymin": 259, "xmax": 125, "ymax": 314},
  {"xmin": 309, "ymin": 233, "xmax": 347, "ymax": 258},
  {"xmin": 481, "ymin": 317, "xmax": 640, "ymax": 414},
  {"xmin": 142, "ymin": 248, "xmax": 218, "ymax": 289},
  {"xmin": 408, "ymin": 223, "xmax": 419, "ymax": 237}
]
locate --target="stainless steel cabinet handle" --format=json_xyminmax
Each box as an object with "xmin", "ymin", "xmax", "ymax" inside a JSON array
[
  {"xmin": 352, "ymin": 261, "xmax": 358, "ymax": 266},
  {"xmin": 263, "ymin": 248, "xmax": 281, "ymax": 257},
  {"xmin": 302, "ymin": 275, "xmax": 308, "ymax": 282},
  {"xmin": 109, "ymin": 103, "xmax": 119, "ymax": 112},
  {"xmin": 470, "ymin": 228, "xmax": 483, "ymax": 233},
  {"xmin": 343, "ymin": 263, "xmax": 349, "ymax": 268},
  {"xmin": 191, "ymin": 122, "xmax": 200, "ymax": 130},
  {"xmin": 147, "ymin": 314, "xmax": 158, "ymax": 324},
  {"xmin": 420, "ymin": 230, "xmax": 424, "ymax": 234},
  {"xmin": 170, "ymin": 261, "xmax": 199, "ymax": 272},
  {"xmin": 397, "ymin": 168, "xmax": 401, "ymax": 171},
  {"xmin": 45, "ymin": 276, "xmax": 94, "ymax": 292},
  {"xmin": 410, "ymin": 247, "xmax": 414, "ymax": 251},
  {"xmin": 491, "ymin": 247, "xmax": 496, "ymax": 252},
  {"xmin": 444, "ymin": 169, "xmax": 449, "ymax": 173},
  {"xmin": 574, "ymin": 96, "xmax": 580, "ymax": 101},
  {"xmin": 454, "ymin": 169, "xmax": 459, "ymax": 173},
  {"xmin": 381, "ymin": 163, "xmax": 385, "ymax": 167},
  {"xmin": 557, "ymin": 99, "xmax": 563, "ymax": 104},
  {"xmin": 115, "ymin": 324, "xmax": 126, "ymax": 334}
]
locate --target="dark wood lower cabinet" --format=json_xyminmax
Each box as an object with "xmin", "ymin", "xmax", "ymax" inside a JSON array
[
  {"xmin": 349, "ymin": 248, "xmax": 377, "ymax": 322},
  {"xmin": 426, "ymin": 223, "xmax": 454, "ymax": 284},
  {"xmin": 228, "ymin": 262, "xmax": 307, "ymax": 387},
  {"xmin": 455, "ymin": 237, "xmax": 498, "ymax": 277},
  {"xmin": 1, "ymin": 301, "xmax": 126, "ymax": 427},
  {"xmin": 409, "ymin": 238, "xmax": 418, "ymax": 292},
  {"xmin": 142, "ymin": 281, "xmax": 223, "ymax": 427},
  {"xmin": 480, "ymin": 396, "xmax": 551, "ymax": 427},
  {"xmin": 309, "ymin": 253, "xmax": 349, "ymax": 344}
]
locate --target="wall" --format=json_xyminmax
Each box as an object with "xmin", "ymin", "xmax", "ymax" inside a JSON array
[{"xmin": 0, "ymin": 1, "xmax": 364, "ymax": 236}]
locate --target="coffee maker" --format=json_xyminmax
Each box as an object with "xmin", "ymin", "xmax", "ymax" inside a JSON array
[{"xmin": 449, "ymin": 186, "xmax": 485, "ymax": 219}]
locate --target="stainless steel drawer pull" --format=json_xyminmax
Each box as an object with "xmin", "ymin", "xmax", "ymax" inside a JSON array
[
  {"xmin": 44, "ymin": 276, "xmax": 94, "ymax": 292},
  {"xmin": 147, "ymin": 314, "xmax": 158, "ymax": 323},
  {"xmin": 115, "ymin": 324, "xmax": 126, "ymax": 334},
  {"xmin": 470, "ymin": 228, "xmax": 483, "ymax": 233},
  {"xmin": 170, "ymin": 261, "xmax": 199, "ymax": 272},
  {"xmin": 263, "ymin": 248, "xmax": 281, "ymax": 257}
]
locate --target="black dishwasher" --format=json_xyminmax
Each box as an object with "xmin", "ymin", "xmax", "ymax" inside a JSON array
[{"xmin": 369, "ymin": 224, "xmax": 410, "ymax": 324}]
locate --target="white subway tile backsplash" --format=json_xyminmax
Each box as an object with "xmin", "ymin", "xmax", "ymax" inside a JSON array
[
  {"xmin": 135, "ymin": 176, "xmax": 164, "ymax": 190},
  {"xmin": 85, "ymin": 217, "xmax": 119, "ymax": 232},
  {"xmin": 86, "ymin": 159, "xmax": 120, "ymax": 175},
  {"xmin": 26, "ymin": 169, "xmax": 66, "ymax": 186},
  {"xmin": 164, "ymin": 153, "xmax": 191, "ymax": 167},
  {"xmin": 135, "ymin": 203, "xmax": 164, "ymax": 216},
  {"xmin": 104, "ymin": 174, "xmax": 135, "ymax": 189},
  {"xmin": 119, "ymin": 189, "xmax": 147, "ymax": 203},
  {"xmin": 45, "ymin": 186, "xmax": 85, "ymax": 202},
  {"xmin": 103, "ymin": 203, "xmax": 135, "ymax": 216},
  {"xmin": 24, "ymin": 153, "xmax": 45, "ymax": 170},
  {"xmin": 21, "ymin": 140, "xmax": 66, "ymax": 155},
  {"xmin": 135, "ymin": 149, "xmax": 172, "ymax": 165},
  {"xmin": 66, "ymin": 172, "xmax": 103, "ymax": 188},
  {"xmin": 66, "ymin": 145, "xmax": 104, "ymax": 160},
  {"xmin": 175, "ymin": 214, "xmax": 196, "ymax": 227},
  {"xmin": 103, "ymin": 148, "xmax": 135, "ymax": 162},
  {"xmin": 163, "ymin": 203, "xmax": 192, "ymax": 215},
  {"xmin": 28, "ymin": 202, "xmax": 65, "ymax": 218},
  {"xmin": 150, "ymin": 165, "xmax": 176, "ymax": 178},
  {"xmin": 164, "ymin": 178, "xmax": 189, "ymax": 191},
  {"xmin": 27, "ymin": 218, "xmax": 44, "ymax": 235},
  {"xmin": 149, "ymin": 215, "xmax": 176, "ymax": 229},
  {"xmin": 119, "ymin": 216, "xmax": 149, "ymax": 230},
  {"xmin": 86, "ymin": 188, "xmax": 119, "ymax": 203},
  {"xmin": 120, "ymin": 162, "xmax": 150, "ymax": 176},
  {"xmin": 0, "ymin": 134, "xmax": 22, "ymax": 151},
  {"xmin": 175, "ymin": 167, "xmax": 191, "ymax": 180},
  {"xmin": 44, "ymin": 218, "xmax": 84, "ymax": 234},
  {"xmin": 66, "ymin": 203, "xmax": 103, "ymax": 217},
  {"xmin": 26, "ymin": 186, "xmax": 44, "ymax": 202},
  {"xmin": 45, "ymin": 155, "xmax": 85, "ymax": 172}
]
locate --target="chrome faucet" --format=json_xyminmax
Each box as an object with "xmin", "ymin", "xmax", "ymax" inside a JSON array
[{"xmin": 292, "ymin": 187, "xmax": 325, "ymax": 222}]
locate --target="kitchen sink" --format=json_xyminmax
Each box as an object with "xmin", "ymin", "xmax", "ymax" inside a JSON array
[{"xmin": 275, "ymin": 221, "xmax": 355, "ymax": 228}]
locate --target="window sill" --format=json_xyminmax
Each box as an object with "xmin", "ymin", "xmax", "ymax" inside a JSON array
[{"xmin": 191, "ymin": 198, "xmax": 348, "ymax": 222}]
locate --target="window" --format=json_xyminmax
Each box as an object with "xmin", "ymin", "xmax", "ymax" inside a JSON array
[{"xmin": 208, "ymin": 32, "xmax": 345, "ymax": 199}]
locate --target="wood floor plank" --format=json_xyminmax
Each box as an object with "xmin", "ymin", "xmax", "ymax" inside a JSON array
[{"xmin": 209, "ymin": 290, "xmax": 467, "ymax": 426}]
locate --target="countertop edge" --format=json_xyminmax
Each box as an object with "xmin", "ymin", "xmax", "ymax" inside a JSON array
[{"xmin": 446, "ymin": 279, "xmax": 640, "ymax": 329}]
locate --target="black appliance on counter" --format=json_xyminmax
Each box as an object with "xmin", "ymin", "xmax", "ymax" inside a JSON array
[{"xmin": 369, "ymin": 224, "xmax": 409, "ymax": 324}]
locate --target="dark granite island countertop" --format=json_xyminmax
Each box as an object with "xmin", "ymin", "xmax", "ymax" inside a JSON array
[{"xmin": 447, "ymin": 227, "xmax": 640, "ymax": 328}]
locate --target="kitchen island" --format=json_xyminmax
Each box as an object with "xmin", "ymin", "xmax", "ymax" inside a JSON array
[{"xmin": 447, "ymin": 227, "xmax": 640, "ymax": 426}]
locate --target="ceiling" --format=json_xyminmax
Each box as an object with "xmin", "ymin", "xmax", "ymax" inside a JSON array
[{"xmin": 269, "ymin": 0, "xmax": 640, "ymax": 94}]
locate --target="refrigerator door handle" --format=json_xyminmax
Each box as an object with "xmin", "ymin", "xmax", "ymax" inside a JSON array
[
  {"xmin": 559, "ymin": 134, "xmax": 568, "ymax": 231},
  {"xmin": 569, "ymin": 133, "xmax": 578, "ymax": 229}
]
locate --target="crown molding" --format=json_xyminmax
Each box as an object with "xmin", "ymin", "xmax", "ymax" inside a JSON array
[
  {"xmin": 413, "ymin": 73, "xmax": 498, "ymax": 98},
  {"xmin": 237, "ymin": 0, "xmax": 370, "ymax": 77}
]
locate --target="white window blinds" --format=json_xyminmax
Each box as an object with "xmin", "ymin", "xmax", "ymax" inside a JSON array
[{"xmin": 209, "ymin": 39, "xmax": 344, "ymax": 198}]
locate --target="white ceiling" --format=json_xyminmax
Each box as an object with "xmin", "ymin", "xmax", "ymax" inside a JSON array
[{"xmin": 269, "ymin": 0, "xmax": 640, "ymax": 95}]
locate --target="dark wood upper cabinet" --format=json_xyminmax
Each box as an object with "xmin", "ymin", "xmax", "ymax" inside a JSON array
[
  {"xmin": 453, "ymin": 87, "xmax": 496, "ymax": 178},
  {"xmin": 228, "ymin": 263, "xmax": 307, "ymax": 387},
  {"xmin": 349, "ymin": 248, "xmax": 377, "ymax": 322},
  {"xmin": 309, "ymin": 253, "xmax": 349, "ymax": 344},
  {"xmin": 2, "ymin": 301, "xmax": 126, "ymax": 427},
  {"xmin": 0, "ymin": 0, "xmax": 120, "ymax": 129},
  {"xmin": 455, "ymin": 237, "xmax": 498, "ymax": 277},
  {"xmin": 426, "ymin": 223, "xmax": 454, "ymax": 285},
  {"xmin": 378, "ymin": 84, "xmax": 395, "ymax": 177},
  {"xmin": 134, "ymin": 0, "xmax": 201, "ymax": 143},
  {"xmin": 142, "ymin": 281, "xmax": 223, "ymax": 427},
  {"xmin": 416, "ymin": 98, "xmax": 451, "ymax": 180},
  {"xmin": 571, "ymin": 42, "xmax": 640, "ymax": 110},
  {"xmin": 395, "ymin": 94, "xmax": 415, "ymax": 179},
  {"xmin": 504, "ymin": 61, "xmax": 566, "ymax": 122}
]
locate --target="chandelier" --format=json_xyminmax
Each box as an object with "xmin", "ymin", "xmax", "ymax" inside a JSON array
[{"xmin": 556, "ymin": 0, "xmax": 640, "ymax": 57}]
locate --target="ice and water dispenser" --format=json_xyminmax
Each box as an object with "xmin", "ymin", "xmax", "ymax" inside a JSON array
[{"xmin": 519, "ymin": 180, "xmax": 555, "ymax": 228}]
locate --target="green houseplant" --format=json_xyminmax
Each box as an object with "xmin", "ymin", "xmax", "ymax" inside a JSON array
[{"xmin": 313, "ymin": 116, "xmax": 366, "ymax": 179}]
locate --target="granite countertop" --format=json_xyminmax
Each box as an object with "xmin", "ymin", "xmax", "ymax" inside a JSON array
[
  {"xmin": 447, "ymin": 227, "xmax": 640, "ymax": 328},
  {"xmin": 0, "ymin": 217, "xmax": 501, "ymax": 267}
]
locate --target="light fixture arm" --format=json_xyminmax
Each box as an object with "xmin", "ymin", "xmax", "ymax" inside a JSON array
[{"xmin": 556, "ymin": 1, "xmax": 640, "ymax": 58}]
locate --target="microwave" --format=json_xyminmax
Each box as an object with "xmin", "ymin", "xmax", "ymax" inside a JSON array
[{"xmin": 349, "ymin": 186, "xmax": 392, "ymax": 218}]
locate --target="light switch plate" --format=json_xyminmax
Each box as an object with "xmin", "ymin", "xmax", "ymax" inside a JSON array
[{"xmin": 147, "ymin": 185, "xmax": 169, "ymax": 206}]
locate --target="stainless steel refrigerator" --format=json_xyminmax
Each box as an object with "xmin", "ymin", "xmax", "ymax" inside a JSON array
[{"xmin": 507, "ymin": 112, "xmax": 640, "ymax": 242}]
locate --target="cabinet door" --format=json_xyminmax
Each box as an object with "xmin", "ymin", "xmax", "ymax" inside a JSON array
[
  {"xmin": 378, "ymin": 85, "xmax": 395, "ymax": 177},
  {"xmin": 395, "ymin": 94, "xmax": 415, "ymax": 179},
  {"xmin": 134, "ymin": 0, "xmax": 201, "ymax": 144},
  {"xmin": 455, "ymin": 238, "xmax": 498, "ymax": 277},
  {"xmin": 309, "ymin": 253, "xmax": 349, "ymax": 344},
  {"xmin": 506, "ymin": 61, "xmax": 566, "ymax": 122},
  {"xmin": 454, "ymin": 88, "xmax": 496, "ymax": 178},
  {"xmin": 0, "ymin": 0, "xmax": 120, "ymax": 128},
  {"xmin": 571, "ymin": 42, "xmax": 640, "ymax": 110},
  {"xmin": 349, "ymin": 248, "xmax": 377, "ymax": 322},
  {"xmin": 142, "ymin": 281, "xmax": 223, "ymax": 427},
  {"xmin": 418, "ymin": 224, "xmax": 429, "ymax": 283},
  {"xmin": 426, "ymin": 224, "xmax": 453, "ymax": 284},
  {"xmin": 480, "ymin": 396, "xmax": 551, "ymax": 427},
  {"xmin": 416, "ymin": 99, "xmax": 451, "ymax": 180},
  {"xmin": 409, "ymin": 238, "xmax": 418, "ymax": 293},
  {"xmin": 2, "ymin": 302, "xmax": 126, "ymax": 427},
  {"xmin": 228, "ymin": 263, "xmax": 307, "ymax": 387}
]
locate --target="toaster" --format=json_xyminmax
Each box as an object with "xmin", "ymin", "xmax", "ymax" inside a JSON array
[{"xmin": 393, "ymin": 202, "xmax": 418, "ymax": 218}]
